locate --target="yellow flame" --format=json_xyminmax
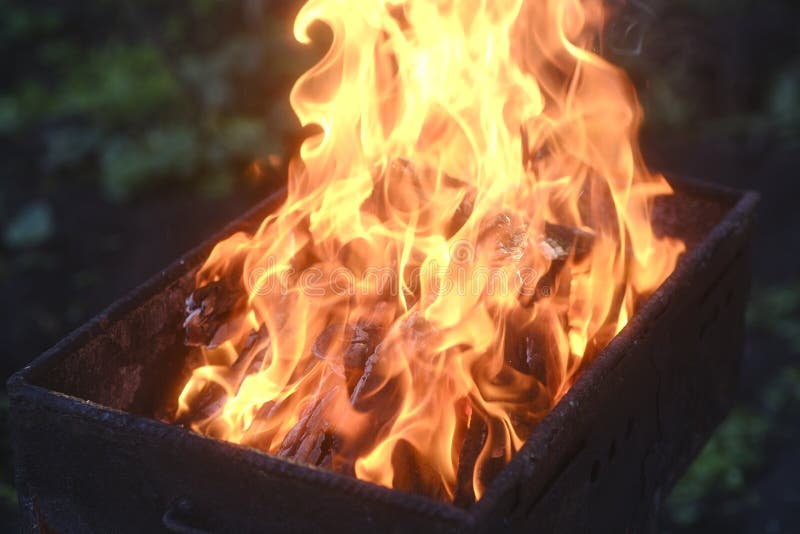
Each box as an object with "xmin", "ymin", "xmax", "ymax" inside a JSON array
[{"xmin": 176, "ymin": 0, "xmax": 684, "ymax": 503}]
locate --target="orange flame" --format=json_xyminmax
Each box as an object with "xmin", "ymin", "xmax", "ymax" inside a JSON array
[{"xmin": 175, "ymin": 0, "xmax": 684, "ymax": 503}]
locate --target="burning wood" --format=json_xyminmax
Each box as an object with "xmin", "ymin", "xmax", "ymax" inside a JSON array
[
  {"xmin": 454, "ymin": 411, "xmax": 488, "ymax": 507},
  {"xmin": 478, "ymin": 212, "xmax": 529, "ymax": 267},
  {"xmin": 170, "ymin": 0, "xmax": 686, "ymax": 506},
  {"xmin": 312, "ymin": 323, "xmax": 381, "ymax": 388},
  {"xmin": 183, "ymin": 266, "xmax": 247, "ymax": 348},
  {"xmin": 541, "ymin": 222, "xmax": 595, "ymax": 263}
]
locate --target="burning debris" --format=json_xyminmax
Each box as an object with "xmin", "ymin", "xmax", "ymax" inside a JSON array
[{"xmin": 171, "ymin": 0, "xmax": 685, "ymax": 505}]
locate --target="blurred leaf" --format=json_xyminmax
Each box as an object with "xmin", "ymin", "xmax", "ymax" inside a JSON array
[
  {"xmin": 762, "ymin": 366, "xmax": 800, "ymax": 414},
  {"xmin": 38, "ymin": 39, "xmax": 79, "ymax": 67},
  {"xmin": 748, "ymin": 282, "xmax": 800, "ymax": 353},
  {"xmin": 2, "ymin": 201, "xmax": 54, "ymax": 249},
  {"xmin": 217, "ymin": 117, "xmax": 272, "ymax": 157},
  {"xmin": 199, "ymin": 171, "xmax": 235, "ymax": 199},
  {"xmin": 668, "ymin": 408, "xmax": 769, "ymax": 525},
  {"xmin": 0, "ymin": 97, "xmax": 22, "ymax": 133},
  {"xmin": 100, "ymin": 126, "xmax": 198, "ymax": 200},
  {"xmin": 179, "ymin": 37, "xmax": 265, "ymax": 113},
  {"xmin": 2, "ymin": 43, "xmax": 181, "ymax": 132},
  {"xmin": 55, "ymin": 44, "xmax": 181, "ymax": 123},
  {"xmin": 0, "ymin": 483, "xmax": 16, "ymax": 507},
  {"xmin": 43, "ymin": 127, "xmax": 104, "ymax": 173},
  {"xmin": 191, "ymin": 0, "xmax": 227, "ymax": 17},
  {"xmin": 768, "ymin": 62, "xmax": 800, "ymax": 124},
  {"xmin": 0, "ymin": 1, "xmax": 60, "ymax": 43},
  {"xmin": 640, "ymin": 62, "xmax": 696, "ymax": 129}
]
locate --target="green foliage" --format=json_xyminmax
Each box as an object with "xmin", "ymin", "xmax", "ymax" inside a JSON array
[
  {"xmin": 668, "ymin": 408, "xmax": 769, "ymax": 525},
  {"xmin": 56, "ymin": 44, "xmax": 181, "ymax": 124},
  {"xmin": 615, "ymin": 0, "xmax": 800, "ymax": 136},
  {"xmin": 667, "ymin": 361, "xmax": 800, "ymax": 526},
  {"xmin": 668, "ymin": 282, "xmax": 800, "ymax": 526},
  {"xmin": 2, "ymin": 201, "xmax": 54, "ymax": 249},
  {"xmin": 2, "ymin": 43, "xmax": 179, "ymax": 131},
  {"xmin": 0, "ymin": 0, "xmax": 60, "ymax": 45},
  {"xmin": 100, "ymin": 127, "xmax": 199, "ymax": 200},
  {"xmin": 748, "ymin": 282, "xmax": 800, "ymax": 353},
  {"xmin": 762, "ymin": 366, "xmax": 800, "ymax": 415},
  {"xmin": 0, "ymin": 485, "xmax": 15, "ymax": 508},
  {"xmin": 0, "ymin": 2, "xmax": 306, "ymax": 201}
]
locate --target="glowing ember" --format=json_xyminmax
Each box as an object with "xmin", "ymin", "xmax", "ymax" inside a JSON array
[{"xmin": 174, "ymin": 0, "xmax": 684, "ymax": 504}]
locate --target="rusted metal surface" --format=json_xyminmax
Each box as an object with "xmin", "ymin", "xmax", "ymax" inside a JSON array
[{"xmin": 7, "ymin": 179, "xmax": 758, "ymax": 533}]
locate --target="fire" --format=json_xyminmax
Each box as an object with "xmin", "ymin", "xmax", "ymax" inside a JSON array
[{"xmin": 175, "ymin": 0, "xmax": 684, "ymax": 503}]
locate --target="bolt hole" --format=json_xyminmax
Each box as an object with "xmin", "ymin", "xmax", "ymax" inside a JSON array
[
  {"xmin": 625, "ymin": 418, "xmax": 635, "ymax": 440},
  {"xmin": 608, "ymin": 440, "xmax": 617, "ymax": 462},
  {"xmin": 590, "ymin": 460, "xmax": 601, "ymax": 483}
]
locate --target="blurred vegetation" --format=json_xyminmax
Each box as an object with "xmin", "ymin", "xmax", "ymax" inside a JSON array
[
  {"xmin": 1, "ymin": 0, "xmax": 798, "ymax": 202},
  {"xmin": 611, "ymin": 0, "xmax": 800, "ymax": 145},
  {"xmin": 667, "ymin": 368, "xmax": 800, "ymax": 526},
  {"xmin": 0, "ymin": 0, "xmax": 318, "ymax": 201},
  {"xmin": 667, "ymin": 281, "xmax": 800, "ymax": 527},
  {"xmin": 749, "ymin": 282, "xmax": 800, "ymax": 353}
]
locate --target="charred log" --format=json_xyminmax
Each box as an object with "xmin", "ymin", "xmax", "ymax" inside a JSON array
[
  {"xmin": 542, "ymin": 222, "xmax": 594, "ymax": 263},
  {"xmin": 478, "ymin": 213, "xmax": 528, "ymax": 267},
  {"xmin": 278, "ymin": 385, "xmax": 342, "ymax": 464},
  {"xmin": 184, "ymin": 263, "xmax": 248, "ymax": 347},
  {"xmin": 312, "ymin": 323, "xmax": 382, "ymax": 394},
  {"xmin": 454, "ymin": 413, "xmax": 488, "ymax": 508},
  {"xmin": 391, "ymin": 439, "xmax": 449, "ymax": 502}
]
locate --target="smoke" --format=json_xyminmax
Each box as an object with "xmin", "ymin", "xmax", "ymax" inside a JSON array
[{"xmin": 605, "ymin": 0, "xmax": 660, "ymax": 57}]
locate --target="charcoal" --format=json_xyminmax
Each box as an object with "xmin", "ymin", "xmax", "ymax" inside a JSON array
[
  {"xmin": 350, "ymin": 312, "xmax": 436, "ymax": 410},
  {"xmin": 520, "ymin": 126, "xmax": 553, "ymax": 171},
  {"xmin": 311, "ymin": 323, "xmax": 381, "ymax": 389},
  {"xmin": 278, "ymin": 385, "xmax": 341, "ymax": 462},
  {"xmin": 184, "ymin": 269, "xmax": 247, "ymax": 348},
  {"xmin": 454, "ymin": 412, "xmax": 488, "ymax": 508},
  {"xmin": 446, "ymin": 183, "xmax": 476, "ymax": 238},
  {"xmin": 504, "ymin": 329, "xmax": 546, "ymax": 381},
  {"xmin": 177, "ymin": 327, "xmax": 270, "ymax": 427},
  {"xmin": 519, "ymin": 221, "xmax": 596, "ymax": 308},
  {"xmin": 239, "ymin": 400, "xmax": 280, "ymax": 451},
  {"xmin": 478, "ymin": 213, "xmax": 528, "ymax": 267},
  {"xmin": 235, "ymin": 328, "xmax": 270, "ymax": 376},
  {"xmin": 378, "ymin": 158, "xmax": 428, "ymax": 216},
  {"xmin": 391, "ymin": 439, "xmax": 448, "ymax": 502},
  {"xmin": 521, "ymin": 125, "xmax": 532, "ymax": 171},
  {"xmin": 349, "ymin": 345, "xmax": 385, "ymax": 412},
  {"xmin": 477, "ymin": 444, "xmax": 507, "ymax": 495},
  {"xmin": 174, "ymin": 381, "xmax": 228, "ymax": 426},
  {"xmin": 446, "ymin": 193, "xmax": 475, "ymax": 238},
  {"xmin": 292, "ymin": 424, "xmax": 332, "ymax": 465},
  {"xmin": 541, "ymin": 222, "xmax": 594, "ymax": 262}
]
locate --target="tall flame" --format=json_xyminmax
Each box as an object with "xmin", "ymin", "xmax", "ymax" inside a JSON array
[{"xmin": 175, "ymin": 0, "xmax": 684, "ymax": 503}]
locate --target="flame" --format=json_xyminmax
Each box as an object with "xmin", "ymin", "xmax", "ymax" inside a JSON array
[{"xmin": 175, "ymin": 0, "xmax": 684, "ymax": 503}]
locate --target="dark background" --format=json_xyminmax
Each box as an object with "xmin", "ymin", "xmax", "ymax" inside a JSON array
[{"xmin": 1, "ymin": 0, "xmax": 798, "ymax": 531}]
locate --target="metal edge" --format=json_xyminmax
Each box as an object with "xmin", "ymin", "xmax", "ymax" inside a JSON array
[
  {"xmin": 6, "ymin": 179, "xmax": 760, "ymax": 529},
  {"xmin": 11, "ymin": 379, "xmax": 471, "ymax": 527},
  {"xmin": 469, "ymin": 179, "xmax": 759, "ymax": 523},
  {"xmin": 6, "ymin": 189, "xmax": 288, "ymax": 390},
  {"xmin": 5, "ymin": 186, "xmax": 471, "ymax": 529}
]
